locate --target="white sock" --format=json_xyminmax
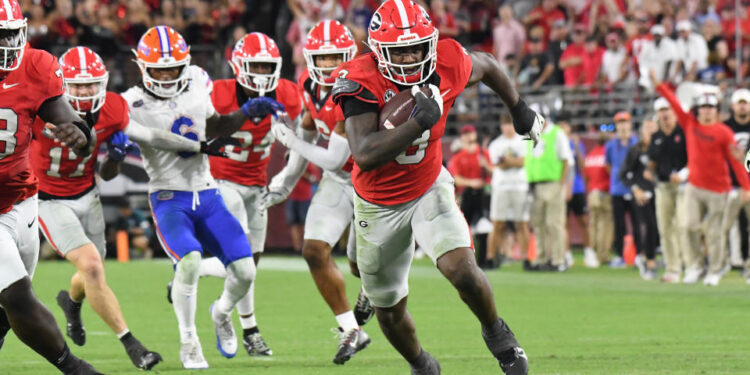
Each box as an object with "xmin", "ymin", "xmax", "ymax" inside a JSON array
[
  {"xmin": 172, "ymin": 280, "xmax": 198, "ymax": 342},
  {"xmin": 237, "ymin": 282, "xmax": 256, "ymax": 329},
  {"xmin": 116, "ymin": 329, "xmax": 130, "ymax": 339},
  {"xmin": 199, "ymin": 257, "xmax": 227, "ymax": 278},
  {"xmin": 335, "ymin": 311, "xmax": 359, "ymax": 331},
  {"xmin": 213, "ymin": 258, "xmax": 256, "ymax": 322},
  {"xmin": 174, "ymin": 252, "xmax": 201, "ymax": 343},
  {"xmin": 585, "ymin": 247, "xmax": 594, "ymax": 253}
]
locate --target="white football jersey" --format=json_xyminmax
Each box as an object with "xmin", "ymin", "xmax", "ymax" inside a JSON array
[{"xmin": 122, "ymin": 65, "xmax": 217, "ymax": 193}]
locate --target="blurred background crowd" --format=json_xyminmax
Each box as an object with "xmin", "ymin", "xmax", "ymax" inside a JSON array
[{"xmin": 22, "ymin": 0, "xmax": 750, "ymax": 284}]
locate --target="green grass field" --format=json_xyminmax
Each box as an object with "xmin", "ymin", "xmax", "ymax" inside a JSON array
[{"xmin": 1, "ymin": 256, "xmax": 749, "ymax": 374}]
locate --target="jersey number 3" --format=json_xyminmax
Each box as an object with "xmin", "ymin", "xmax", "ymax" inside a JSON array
[
  {"xmin": 395, "ymin": 130, "xmax": 430, "ymax": 165},
  {"xmin": 0, "ymin": 108, "xmax": 18, "ymax": 160}
]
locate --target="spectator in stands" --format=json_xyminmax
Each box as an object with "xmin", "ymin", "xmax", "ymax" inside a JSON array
[
  {"xmin": 445, "ymin": 0, "xmax": 471, "ymax": 45},
  {"xmin": 112, "ymin": 198, "xmax": 153, "ymax": 259},
  {"xmin": 487, "ymin": 115, "xmax": 531, "ymax": 270},
  {"xmin": 605, "ymin": 111, "xmax": 639, "ymax": 268},
  {"xmin": 492, "ymin": 4, "xmax": 526, "ymax": 66},
  {"xmin": 560, "ymin": 118, "xmax": 594, "ymax": 268},
  {"xmin": 458, "ymin": 0, "xmax": 496, "ymax": 49},
  {"xmin": 524, "ymin": 0, "xmax": 566, "ymax": 42},
  {"xmin": 448, "ymin": 125, "xmax": 491, "ymax": 229},
  {"xmin": 430, "ymin": 0, "xmax": 459, "ymax": 40},
  {"xmin": 702, "ymin": 18, "xmax": 729, "ymax": 63},
  {"xmin": 638, "ymin": 24, "xmax": 678, "ymax": 90},
  {"xmin": 517, "ymin": 34, "xmax": 555, "ymax": 90},
  {"xmin": 581, "ymin": 35, "xmax": 605, "ymax": 87},
  {"xmin": 155, "ymin": 0, "xmax": 184, "ymax": 31},
  {"xmin": 722, "ymin": 89, "xmax": 750, "ymax": 284},
  {"xmin": 286, "ymin": 164, "xmax": 321, "ymax": 253},
  {"xmin": 525, "ymin": 114, "xmax": 572, "ymax": 271},
  {"xmin": 583, "ymin": 128, "xmax": 613, "ymax": 267},
  {"xmin": 623, "ymin": 10, "xmax": 652, "ymax": 84},
  {"xmin": 559, "ymin": 24, "xmax": 588, "ymax": 87},
  {"xmin": 647, "ymin": 97, "xmax": 689, "ymax": 283},
  {"xmin": 620, "ymin": 120, "xmax": 660, "ymax": 280},
  {"xmin": 601, "ymin": 32, "xmax": 633, "ymax": 87},
  {"xmin": 652, "ymin": 71, "xmax": 750, "ymax": 286},
  {"xmin": 674, "ymin": 20, "xmax": 709, "ymax": 82},
  {"xmin": 345, "ymin": 0, "xmax": 374, "ymax": 45},
  {"xmin": 697, "ymin": 51, "xmax": 727, "ymax": 82},
  {"xmin": 547, "ymin": 19, "xmax": 569, "ymax": 85}
]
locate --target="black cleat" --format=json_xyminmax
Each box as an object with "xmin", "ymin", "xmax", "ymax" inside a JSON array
[
  {"xmin": 166, "ymin": 280, "xmax": 173, "ymax": 304},
  {"xmin": 353, "ymin": 287, "xmax": 375, "ymax": 326},
  {"xmin": 410, "ymin": 351, "xmax": 441, "ymax": 375},
  {"xmin": 332, "ymin": 327, "xmax": 370, "ymax": 365},
  {"xmin": 56, "ymin": 291, "xmax": 85, "ymax": 346},
  {"xmin": 498, "ymin": 347, "xmax": 529, "ymax": 375},
  {"xmin": 243, "ymin": 331, "xmax": 273, "ymax": 356},
  {"xmin": 63, "ymin": 359, "xmax": 102, "ymax": 375},
  {"xmin": 123, "ymin": 335, "xmax": 163, "ymax": 370}
]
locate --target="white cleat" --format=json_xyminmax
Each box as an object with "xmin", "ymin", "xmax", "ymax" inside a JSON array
[
  {"xmin": 180, "ymin": 339, "xmax": 209, "ymax": 369},
  {"xmin": 703, "ymin": 264, "xmax": 731, "ymax": 287},
  {"xmin": 210, "ymin": 301, "xmax": 238, "ymax": 358},
  {"xmin": 583, "ymin": 248, "xmax": 600, "ymax": 268},
  {"xmin": 682, "ymin": 266, "xmax": 704, "ymax": 284},
  {"xmin": 564, "ymin": 251, "xmax": 575, "ymax": 268}
]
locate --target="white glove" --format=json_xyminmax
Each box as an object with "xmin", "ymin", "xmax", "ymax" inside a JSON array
[
  {"xmin": 271, "ymin": 118, "xmax": 295, "ymax": 147},
  {"xmin": 524, "ymin": 112, "xmax": 544, "ymax": 147},
  {"xmin": 258, "ymin": 170, "xmax": 292, "ymax": 210}
]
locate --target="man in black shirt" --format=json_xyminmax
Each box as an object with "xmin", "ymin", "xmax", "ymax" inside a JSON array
[
  {"xmin": 518, "ymin": 36, "xmax": 555, "ymax": 91},
  {"xmin": 647, "ymin": 97, "xmax": 691, "ymax": 283},
  {"xmin": 722, "ymin": 88, "xmax": 750, "ymax": 284},
  {"xmin": 546, "ymin": 19, "xmax": 568, "ymax": 86}
]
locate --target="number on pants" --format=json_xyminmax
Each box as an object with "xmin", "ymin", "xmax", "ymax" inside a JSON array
[
  {"xmin": 47, "ymin": 146, "xmax": 92, "ymax": 178},
  {"xmin": 395, "ymin": 129, "xmax": 430, "ymax": 165},
  {"xmin": 224, "ymin": 130, "xmax": 274, "ymax": 162},
  {"xmin": 0, "ymin": 108, "xmax": 19, "ymax": 160}
]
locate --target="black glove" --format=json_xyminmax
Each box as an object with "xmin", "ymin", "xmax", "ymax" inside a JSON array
[
  {"xmin": 200, "ymin": 137, "xmax": 241, "ymax": 158},
  {"xmin": 411, "ymin": 84, "xmax": 443, "ymax": 130},
  {"xmin": 509, "ymin": 98, "xmax": 535, "ymax": 134}
]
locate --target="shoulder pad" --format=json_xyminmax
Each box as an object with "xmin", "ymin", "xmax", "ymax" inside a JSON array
[{"xmin": 332, "ymin": 78, "xmax": 363, "ymax": 100}]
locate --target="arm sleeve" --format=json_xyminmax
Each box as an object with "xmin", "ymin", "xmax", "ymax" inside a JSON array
[
  {"xmin": 124, "ymin": 119, "xmax": 200, "ymax": 153},
  {"xmin": 655, "ymin": 83, "xmax": 693, "ymax": 131},
  {"xmin": 268, "ymin": 126, "xmax": 315, "ymax": 193},
  {"xmin": 286, "ymin": 130, "xmax": 351, "ymax": 171}
]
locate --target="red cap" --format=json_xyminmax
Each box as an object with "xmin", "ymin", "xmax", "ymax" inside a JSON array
[
  {"xmin": 460, "ymin": 124, "xmax": 477, "ymax": 134},
  {"xmin": 614, "ymin": 111, "xmax": 631, "ymax": 122}
]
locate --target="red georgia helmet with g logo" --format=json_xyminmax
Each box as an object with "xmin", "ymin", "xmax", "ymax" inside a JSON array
[
  {"xmin": 368, "ymin": 0, "xmax": 438, "ymax": 85},
  {"xmin": 230, "ymin": 32, "xmax": 282, "ymax": 96},
  {"xmin": 0, "ymin": 0, "xmax": 27, "ymax": 71},
  {"xmin": 303, "ymin": 20, "xmax": 357, "ymax": 86},
  {"xmin": 59, "ymin": 47, "xmax": 109, "ymax": 114}
]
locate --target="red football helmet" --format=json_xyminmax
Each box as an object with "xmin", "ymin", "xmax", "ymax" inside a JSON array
[
  {"xmin": 133, "ymin": 26, "xmax": 191, "ymax": 98},
  {"xmin": 0, "ymin": 0, "xmax": 26, "ymax": 71},
  {"xmin": 59, "ymin": 47, "xmax": 109, "ymax": 114},
  {"xmin": 368, "ymin": 0, "xmax": 438, "ymax": 85},
  {"xmin": 303, "ymin": 20, "xmax": 357, "ymax": 86},
  {"xmin": 229, "ymin": 32, "xmax": 281, "ymax": 96}
]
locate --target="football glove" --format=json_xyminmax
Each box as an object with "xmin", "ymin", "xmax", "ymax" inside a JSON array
[
  {"xmin": 411, "ymin": 84, "xmax": 443, "ymax": 130},
  {"xmin": 241, "ymin": 96, "xmax": 286, "ymax": 120},
  {"xmin": 200, "ymin": 137, "xmax": 241, "ymax": 158},
  {"xmin": 510, "ymin": 98, "xmax": 544, "ymax": 147},
  {"xmin": 107, "ymin": 131, "xmax": 136, "ymax": 162}
]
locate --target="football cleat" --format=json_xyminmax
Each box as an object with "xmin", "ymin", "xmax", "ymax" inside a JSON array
[
  {"xmin": 243, "ymin": 332, "xmax": 273, "ymax": 356},
  {"xmin": 353, "ymin": 287, "xmax": 375, "ymax": 326},
  {"xmin": 583, "ymin": 248, "xmax": 600, "ymax": 268},
  {"xmin": 499, "ymin": 347, "xmax": 529, "ymax": 375},
  {"xmin": 180, "ymin": 339, "xmax": 209, "ymax": 369},
  {"xmin": 123, "ymin": 335, "xmax": 163, "ymax": 370},
  {"xmin": 210, "ymin": 301, "xmax": 238, "ymax": 358},
  {"xmin": 56, "ymin": 290, "xmax": 85, "ymax": 346},
  {"xmin": 682, "ymin": 266, "xmax": 705, "ymax": 284},
  {"xmin": 332, "ymin": 327, "xmax": 371, "ymax": 365}
]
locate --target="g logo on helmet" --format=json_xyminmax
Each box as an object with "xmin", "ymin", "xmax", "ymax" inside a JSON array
[
  {"xmin": 745, "ymin": 149, "xmax": 750, "ymax": 172},
  {"xmin": 369, "ymin": 12, "xmax": 382, "ymax": 32}
]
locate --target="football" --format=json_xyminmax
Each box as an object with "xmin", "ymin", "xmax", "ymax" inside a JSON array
[{"xmin": 379, "ymin": 86, "xmax": 432, "ymax": 130}]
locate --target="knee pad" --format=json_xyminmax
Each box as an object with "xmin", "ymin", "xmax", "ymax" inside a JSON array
[
  {"xmin": 227, "ymin": 257, "xmax": 256, "ymax": 284},
  {"xmin": 175, "ymin": 251, "xmax": 202, "ymax": 284}
]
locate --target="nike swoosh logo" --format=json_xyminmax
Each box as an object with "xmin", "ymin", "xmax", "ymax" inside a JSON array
[
  {"xmin": 2, "ymin": 83, "xmax": 19, "ymax": 89},
  {"xmin": 27, "ymin": 218, "xmax": 35, "ymax": 228},
  {"xmin": 96, "ymin": 129, "xmax": 107, "ymax": 134},
  {"xmin": 324, "ymin": 106, "xmax": 333, "ymax": 111}
]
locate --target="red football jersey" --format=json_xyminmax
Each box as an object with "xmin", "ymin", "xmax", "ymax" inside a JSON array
[
  {"xmin": 0, "ymin": 48, "xmax": 64, "ymax": 214},
  {"xmin": 333, "ymin": 39, "xmax": 473, "ymax": 205},
  {"xmin": 30, "ymin": 92, "xmax": 129, "ymax": 197},
  {"xmin": 209, "ymin": 78, "xmax": 302, "ymax": 186},
  {"xmin": 297, "ymin": 69, "xmax": 353, "ymax": 173}
]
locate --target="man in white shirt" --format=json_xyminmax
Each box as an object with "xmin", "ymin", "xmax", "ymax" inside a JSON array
[
  {"xmin": 638, "ymin": 24, "xmax": 678, "ymax": 90},
  {"xmin": 601, "ymin": 32, "xmax": 632, "ymax": 86},
  {"xmin": 674, "ymin": 20, "xmax": 708, "ymax": 82},
  {"xmin": 487, "ymin": 115, "xmax": 531, "ymax": 269}
]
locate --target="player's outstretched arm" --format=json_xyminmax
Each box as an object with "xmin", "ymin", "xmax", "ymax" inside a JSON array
[
  {"xmin": 467, "ymin": 51, "xmax": 543, "ymax": 144},
  {"xmin": 37, "ymin": 96, "xmax": 96, "ymax": 157},
  {"xmin": 124, "ymin": 120, "xmax": 200, "ymax": 153},
  {"xmin": 273, "ymin": 114, "xmax": 351, "ymax": 171},
  {"xmin": 205, "ymin": 110, "xmax": 248, "ymax": 139}
]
